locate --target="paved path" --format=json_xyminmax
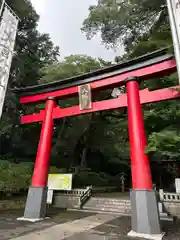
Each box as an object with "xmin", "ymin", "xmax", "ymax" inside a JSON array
[
  {"xmin": 0, "ymin": 209, "xmax": 133, "ymax": 240},
  {"xmin": 0, "ymin": 208, "xmax": 180, "ymax": 239},
  {"xmin": 12, "ymin": 213, "xmax": 121, "ymax": 240}
]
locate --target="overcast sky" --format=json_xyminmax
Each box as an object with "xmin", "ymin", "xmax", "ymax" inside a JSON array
[{"xmin": 30, "ymin": 0, "xmax": 119, "ymax": 61}]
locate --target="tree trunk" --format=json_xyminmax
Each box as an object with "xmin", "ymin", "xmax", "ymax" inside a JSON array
[{"xmin": 80, "ymin": 147, "xmax": 88, "ymax": 168}]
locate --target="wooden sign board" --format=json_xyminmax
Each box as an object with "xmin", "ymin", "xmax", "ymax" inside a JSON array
[{"xmin": 78, "ymin": 84, "xmax": 92, "ymax": 110}]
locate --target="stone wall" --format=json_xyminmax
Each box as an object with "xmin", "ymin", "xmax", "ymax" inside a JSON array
[
  {"xmin": 163, "ymin": 202, "xmax": 180, "ymax": 217},
  {"xmin": 159, "ymin": 189, "xmax": 180, "ymax": 217},
  {"xmin": 53, "ymin": 194, "xmax": 80, "ymax": 209}
]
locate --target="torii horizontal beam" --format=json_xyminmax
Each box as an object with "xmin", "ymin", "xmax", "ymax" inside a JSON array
[
  {"xmin": 19, "ymin": 57, "xmax": 176, "ymax": 104},
  {"xmin": 21, "ymin": 86, "xmax": 180, "ymax": 124},
  {"xmin": 11, "ymin": 48, "xmax": 176, "ymax": 104}
]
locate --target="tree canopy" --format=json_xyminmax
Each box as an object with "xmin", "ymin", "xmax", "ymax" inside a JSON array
[{"xmin": 82, "ymin": 0, "xmax": 172, "ymax": 55}]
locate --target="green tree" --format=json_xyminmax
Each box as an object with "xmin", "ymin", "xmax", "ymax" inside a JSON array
[
  {"xmin": 82, "ymin": 0, "xmax": 170, "ymax": 53},
  {"xmin": 82, "ymin": 0, "xmax": 180, "ymax": 171},
  {"xmin": 40, "ymin": 55, "xmax": 111, "ymax": 83},
  {"xmin": 0, "ymin": 0, "xmax": 59, "ymax": 162},
  {"xmin": 82, "ymin": 0, "xmax": 171, "ymax": 56}
]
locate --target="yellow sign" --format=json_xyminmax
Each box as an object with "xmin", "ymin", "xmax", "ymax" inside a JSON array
[{"xmin": 47, "ymin": 174, "xmax": 72, "ymax": 190}]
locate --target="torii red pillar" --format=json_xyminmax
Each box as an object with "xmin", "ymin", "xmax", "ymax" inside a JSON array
[
  {"xmin": 125, "ymin": 77, "xmax": 162, "ymax": 238},
  {"xmin": 23, "ymin": 97, "xmax": 56, "ymax": 220}
]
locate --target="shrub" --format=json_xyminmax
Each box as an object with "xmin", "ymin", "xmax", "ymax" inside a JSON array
[
  {"xmin": 0, "ymin": 161, "xmax": 32, "ymax": 193},
  {"xmin": 73, "ymin": 171, "xmax": 109, "ymax": 187},
  {"xmin": 0, "ymin": 161, "xmax": 120, "ymax": 194},
  {"xmin": 49, "ymin": 166, "xmax": 67, "ymax": 173}
]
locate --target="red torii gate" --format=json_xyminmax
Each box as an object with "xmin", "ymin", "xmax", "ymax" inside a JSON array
[{"xmin": 12, "ymin": 48, "xmax": 179, "ymax": 239}]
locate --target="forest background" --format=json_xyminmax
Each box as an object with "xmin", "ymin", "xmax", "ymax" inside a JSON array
[{"xmin": 0, "ymin": 0, "xmax": 179, "ymax": 194}]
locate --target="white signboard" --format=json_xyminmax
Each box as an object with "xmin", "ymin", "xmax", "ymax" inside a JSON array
[
  {"xmin": 171, "ymin": 1, "xmax": 180, "ymax": 47},
  {"xmin": 175, "ymin": 178, "xmax": 180, "ymax": 193},
  {"xmin": 47, "ymin": 174, "xmax": 73, "ymax": 191},
  {"xmin": 167, "ymin": 0, "xmax": 180, "ymax": 83},
  {"xmin": 0, "ymin": 6, "xmax": 19, "ymax": 118},
  {"xmin": 47, "ymin": 189, "xmax": 53, "ymax": 204}
]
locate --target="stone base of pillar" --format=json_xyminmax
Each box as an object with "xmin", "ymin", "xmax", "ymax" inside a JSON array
[
  {"xmin": 23, "ymin": 186, "xmax": 47, "ymax": 220},
  {"xmin": 129, "ymin": 189, "xmax": 162, "ymax": 235},
  {"xmin": 128, "ymin": 230, "xmax": 165, "ymax": 240}
]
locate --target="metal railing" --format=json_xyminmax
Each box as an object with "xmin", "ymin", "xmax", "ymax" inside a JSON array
[
  {"xmin": 60, "ymin": 187, "xmax": 92, "ymax": 197},
  {"xmin": 79, "ymin": 186, "xmax": 92, "ymax": 208}
]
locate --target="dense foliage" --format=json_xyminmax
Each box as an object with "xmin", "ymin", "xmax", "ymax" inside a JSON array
[
  {"xmin": 0, "ymin": 0, "xmax": 179, "ymax": 192},
  {"xmin": 82, "ymin": 0, "xmax": 171, "ymax": 54},
  {"xmin": 0, "ymin": 0, "xmax": 60, "ymax": 162},
  {"xmin": 82, "ymin": 0, "xmax": 180, "ymax": 180}
]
